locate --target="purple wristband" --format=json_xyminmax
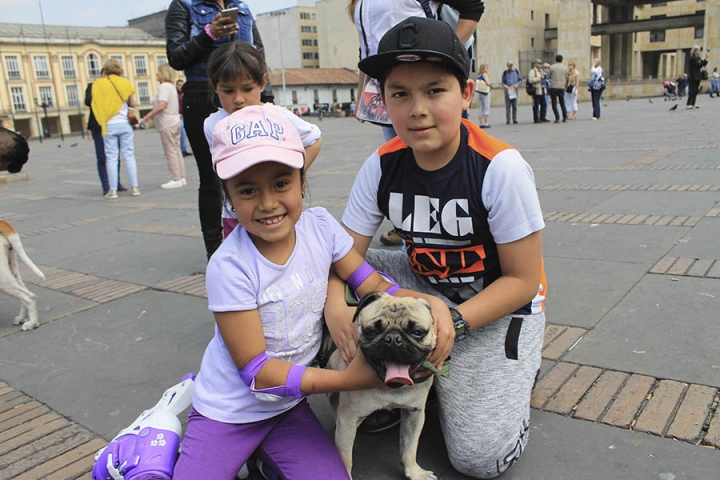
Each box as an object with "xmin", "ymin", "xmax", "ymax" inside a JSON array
[
  {"xmin": 385, "ymin": 284, "xmax": 400, "ymax": 295},
  {"xmin": 347, "ymin": 261, "xmax": 374, "ymax": 291},
  {"xmin": 286, "ymin": 365, "xmax": 307, "ymax": 398},
  {"xmin": 204, "ymin": 23, "xmax": 219, "ymax": 41}
]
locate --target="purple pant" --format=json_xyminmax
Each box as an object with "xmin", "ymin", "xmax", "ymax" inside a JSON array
[{"xmin": 173, "ymin": 401, "xmax": 349, "ymax": 480}]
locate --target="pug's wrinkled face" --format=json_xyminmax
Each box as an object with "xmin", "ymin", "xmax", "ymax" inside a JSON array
[{"xmin": 354, "ymin": 293, "xmax": 436, "ymax": 388}]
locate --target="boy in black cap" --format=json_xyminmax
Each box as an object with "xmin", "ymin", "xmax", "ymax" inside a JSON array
[{"xmin": 326, "ymin": 16, "xmax": 547, "ymax": 478}]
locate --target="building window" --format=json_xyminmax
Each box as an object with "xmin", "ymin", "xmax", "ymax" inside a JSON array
[
  {"xmin": 531, "ymin": 10, "xmax": 534, "ymax": 21},
  {"xmin": 66, "ymin": 85, "xmax": 80, "ymax": 107},
  {"xmin": 332, "ymin": 89, "xmax": 337, "ymax": 103},
  {"xmin": 5, "ymin": 55, "xmax": 21, "ymax": 79},
  {"xmin": 651, "ymin": 2, "xmax": 667, "ymax": 6},
  {"xmin": 38, "ymin": 86, "xmax": 54, "ymax": 107},
  {"xmin": 694, "ymin": 26, "xmax": 704, "ymax": 39},
  {"xmin": 303, "ymin": 52, "xmax": 314, "ymax": 59},
  {"xmin": 301, "ymin": 26, "xmax": 311, "ymax": 33},
  {"xmin": 10, "ymin": 86, "xmax": 26, "ymax": 111},
  {"xmin": 292, "ymin": 90, "xmax": 298, "ymax": 104},
  {"xmin": 87, "ymin": 53, "xmax": 101, "ymax": 77},
  {"xmin": 300, "ymin": 12, "xmax": 310, "ymax": 19},
  {"xmin": 649, "ymin": 30, "xmax": 665, "ymax": 42},
  {"xmin": 313, "ymin": 26, "xmax": 317, "ymax": 33},
  {"xmin": 156, "ymin": 55, "xmax": 168, "ymax": 66},
  {"xmin": 137, "ymin": 81, "xmax": 150, "ymax": 103},
  {"xmin": 33, "ymin": 55, "xmax": 50, "ymax": 78},
  {"xmin": 302, "ymin": 39, "xmax": 313, "ymax": 46},
  {"xmin": 134, "ymin": 56, "xmax": 148, "ymax": 76},
  {"xmin": 61, "ymin": 55, "xmax": 76, "ymax": 78}
]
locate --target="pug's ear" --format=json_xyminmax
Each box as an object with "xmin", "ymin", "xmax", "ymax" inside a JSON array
[{"xmin": 352, "ymin": 291, "xmax": 386, "ymax": 323}]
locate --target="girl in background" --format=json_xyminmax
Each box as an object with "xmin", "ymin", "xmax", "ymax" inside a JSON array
[{"xmin": 200, "ymin": 41, "xmax": 322, "ymax": 238}]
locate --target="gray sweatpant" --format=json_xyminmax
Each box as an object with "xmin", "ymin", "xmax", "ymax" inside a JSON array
[{"xmin": 366, "ymin": 249, "xmax": 545, "ymax": 479}]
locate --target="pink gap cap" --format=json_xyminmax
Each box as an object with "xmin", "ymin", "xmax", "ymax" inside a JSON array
[{"xmin": 211, "ymin": 105, "xmax": 305, "ymax": 180}]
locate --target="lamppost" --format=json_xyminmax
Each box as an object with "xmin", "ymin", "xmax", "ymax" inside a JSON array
[
  {"xmin": 270, "ymin": 10, "xmax": 288, "ymax": 106},
  {"xmin": 34, "ymin": 97, "xmax": 52, "ymax": 138}
]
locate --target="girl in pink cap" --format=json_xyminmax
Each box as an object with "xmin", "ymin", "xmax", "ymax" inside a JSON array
[{"xmin": 173, "ymin": 105, "xmax": 449, "ymax": 480}]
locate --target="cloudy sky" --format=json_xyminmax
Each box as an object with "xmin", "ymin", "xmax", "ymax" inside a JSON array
[{"xmin": 1, "ymin": 0, "xmax": 301, "ymax": 27}]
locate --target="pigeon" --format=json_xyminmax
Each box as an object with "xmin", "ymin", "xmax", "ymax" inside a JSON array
[
  {"xmin": 648, "ymin": 98, "xmax": 654, "ymax": 104},
  {"xmin": 70, "ymin": 142, "xmax": 78, "ymax": 147},
  {"xmin": 626, "ymin": 96, "xmax": 632, "ymax": 101},
  {"xmin": 602, "ymin": 102, "xmax": 609, "ymax": 107},
  {"xmin": 668, "ymin": 104, "xmax": 678, "ymax": 112}
]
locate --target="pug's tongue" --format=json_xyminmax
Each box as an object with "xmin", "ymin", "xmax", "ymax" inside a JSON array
[{"xmin": 384, "ymin": 360, "xmax": 414, "ymax": 386}]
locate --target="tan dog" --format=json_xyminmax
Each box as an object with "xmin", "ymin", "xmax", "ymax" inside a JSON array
[
  {"xmin": 0, "ymin": 220, "xmax": 45, "ymax": 330},
  {"xmin": 328, "ymin": 292, "xmax": 437, "ymax": 480}
]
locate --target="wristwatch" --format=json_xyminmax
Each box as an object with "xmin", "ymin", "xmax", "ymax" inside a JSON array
[{"xmin": 449, "ymin": 307, "xmax": 470, "ymax": 342}]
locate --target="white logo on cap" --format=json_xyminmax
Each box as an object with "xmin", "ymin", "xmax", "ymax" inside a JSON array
[
  {"xmin": 230, "ymin": 118, "xmax": 285, "ymax": 145},
  {"xmin": 396, "ymin": 54, "xmax": 422, "ymax": 63}
]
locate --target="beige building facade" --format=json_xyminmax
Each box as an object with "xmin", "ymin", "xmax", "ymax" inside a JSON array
[
  {"xmin": 0, "ymin": 23, "xmax": 168, "ymax": 139},
  {"xmin": 313, "ymin": 0, "xmax": 719, "ymax": 102}
]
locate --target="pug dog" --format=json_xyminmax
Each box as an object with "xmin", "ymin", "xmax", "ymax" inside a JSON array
[{"xmin": 328, "ymin": 292, "xmax": 437, "ymax": 480}]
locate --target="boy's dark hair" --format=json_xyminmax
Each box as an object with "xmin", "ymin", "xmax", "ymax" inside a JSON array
[
  {"xmin": 207, "ymin": 42, "xmax": 266, "ymax": 90},
  {"xmin": 360, "ymin": 17, "xmax": 470, "ymax": 93},
  {"xmin": 555, "ymin": 54, "xmax": 563, "ymax": 63}
]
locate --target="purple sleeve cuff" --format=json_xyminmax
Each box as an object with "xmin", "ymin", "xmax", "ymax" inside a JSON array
[
  {"xmin": 385, "ymin": 284, "xmax": 400, "ymax": 295},
  {"xmin": 238, "ymin": 352, "xmax": 269, "ymax": 387}
]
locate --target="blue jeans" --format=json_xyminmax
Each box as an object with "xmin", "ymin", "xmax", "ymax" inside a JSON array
[
  {"xmin": 104, "ymin": 121, "xmax": 139, "ymax": 190},
  {"xmin": 180, "ymin": 117, "xmax": 188, "ymax": 153}
]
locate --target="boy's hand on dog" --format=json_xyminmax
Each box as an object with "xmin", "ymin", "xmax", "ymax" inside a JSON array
[{"xmin": 426, "ymin": 299, "xmax": 455, "ymax": 371}]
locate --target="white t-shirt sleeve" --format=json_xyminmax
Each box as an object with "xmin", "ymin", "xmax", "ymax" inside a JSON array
[
  {"xmin": 482, "ymin": 149, "xmax": 545, "ymax": 244},
  {"xmin": 341, "ymin": 151, "xmax": 386, "ymax": 237},
  {"xmin": 273, "ymin": 104, "xmax": 321, "ymax": 148},
  {"xmin": 204, "ymin": 109, "xmax": 229, "ymax": 149}
]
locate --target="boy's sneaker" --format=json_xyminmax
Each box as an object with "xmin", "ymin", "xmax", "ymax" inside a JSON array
[
  {"xmin": 161, "ymin": 179, "xmax": 185, "ymax": 189},
  {"xmin": 131, "ymin": 187, "xmax": 141, "ymax": 196},
  {"xmin": 380, "ymin": 229, "xmax": 402, "ymax": 246},
  {"xmin": 181, "ymin": 178, "xmax": 187, "ymax": 186},
  {"xmin": 104, "ymin": 190, "xmax": 118, "ymax": 199}
]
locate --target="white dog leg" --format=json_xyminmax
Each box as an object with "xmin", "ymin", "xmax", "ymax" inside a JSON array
[
  {"xmin": 400, "ymin": 409, "xmax": 437, "ymax": 480},
  {"xmin": 334, "ymin": 412, "xmax": 363, "ymax": 478}
]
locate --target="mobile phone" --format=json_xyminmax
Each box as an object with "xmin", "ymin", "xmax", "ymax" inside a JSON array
[{"xmin": 221, "ymin": 7, "xmax": 239, "ymax": 23}]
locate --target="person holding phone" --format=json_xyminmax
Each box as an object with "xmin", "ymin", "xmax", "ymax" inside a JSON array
[{"xmin": 166, "ymin": 0, "xmax": 268, "ymax": 259}]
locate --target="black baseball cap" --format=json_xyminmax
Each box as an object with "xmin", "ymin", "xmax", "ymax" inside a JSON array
[{"xmin": 358, "ymin": 16, "xmax": 470, "ymax": 82}]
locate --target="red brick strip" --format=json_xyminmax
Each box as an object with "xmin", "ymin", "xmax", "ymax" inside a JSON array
[
  {"xmin": 634, "ymin": 380, "xmax": 687, "ymax": 436},
  {"xmin": 666, "ymin": 384, "xmax": 718, "ymax": 443},
  {"xmin": 600, "ymin": 374, "xmax": 655, "ymax": 428},
  {"xmin": 574, "ymin": 370, "xmax": 629, "ymax": 422},
  {"xmin": 650, "ymin": 257, "xmax": 720, "ymax": 278}
]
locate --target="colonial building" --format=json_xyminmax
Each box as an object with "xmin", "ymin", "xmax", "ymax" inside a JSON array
[
  {"xmin": 268, "ymin": 67, "xmax": 358, "ymax": 112},
  {"xmin": 0, "ymin": 23, "xmax": 167, "ymax": 139}
]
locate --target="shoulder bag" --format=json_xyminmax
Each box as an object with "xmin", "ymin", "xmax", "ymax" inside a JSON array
[
  {"xmin": 108, "ymin": 77, "xmax": 139, "ymax": 127},
  {"xmin": 475, "ymin": 75, "xmax": 490, "ymax": 95}
]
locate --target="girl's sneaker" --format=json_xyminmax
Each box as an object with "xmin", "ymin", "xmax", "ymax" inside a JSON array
[
  {"xmin": 132, "ymin": 187, "xmax": 141, "ymax": 196},
  {"xmin": 104, "ymin": 190, "xmax": 118, "ymax": 199}
]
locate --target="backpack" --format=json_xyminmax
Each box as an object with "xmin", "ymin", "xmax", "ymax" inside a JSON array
[{"xmin": 526, "ymin": 77, "xmax": 537, "ymax": 96}]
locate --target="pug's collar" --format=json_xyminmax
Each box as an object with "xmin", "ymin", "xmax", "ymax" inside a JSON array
[{"xmin": 450, "ymin": 307, "xmax": 470, "ymax": 342}]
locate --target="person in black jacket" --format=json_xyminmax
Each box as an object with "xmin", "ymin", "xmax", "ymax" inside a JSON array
[
  {"xmin": 165, "ymin": 0, "xmax": 271, "ymax": 259},
  {"xmin": 686, "ymin": 45, "xmax": 709, "ymax": 109},
  {"xmin": 84, "ymin": 82, "xmax": 125, "ymax": 195}
]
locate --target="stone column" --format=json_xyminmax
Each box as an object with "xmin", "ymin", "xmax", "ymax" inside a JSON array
[{"xmin": 705, "ymin": 0, "xmax": 719, "ymax": 53}]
